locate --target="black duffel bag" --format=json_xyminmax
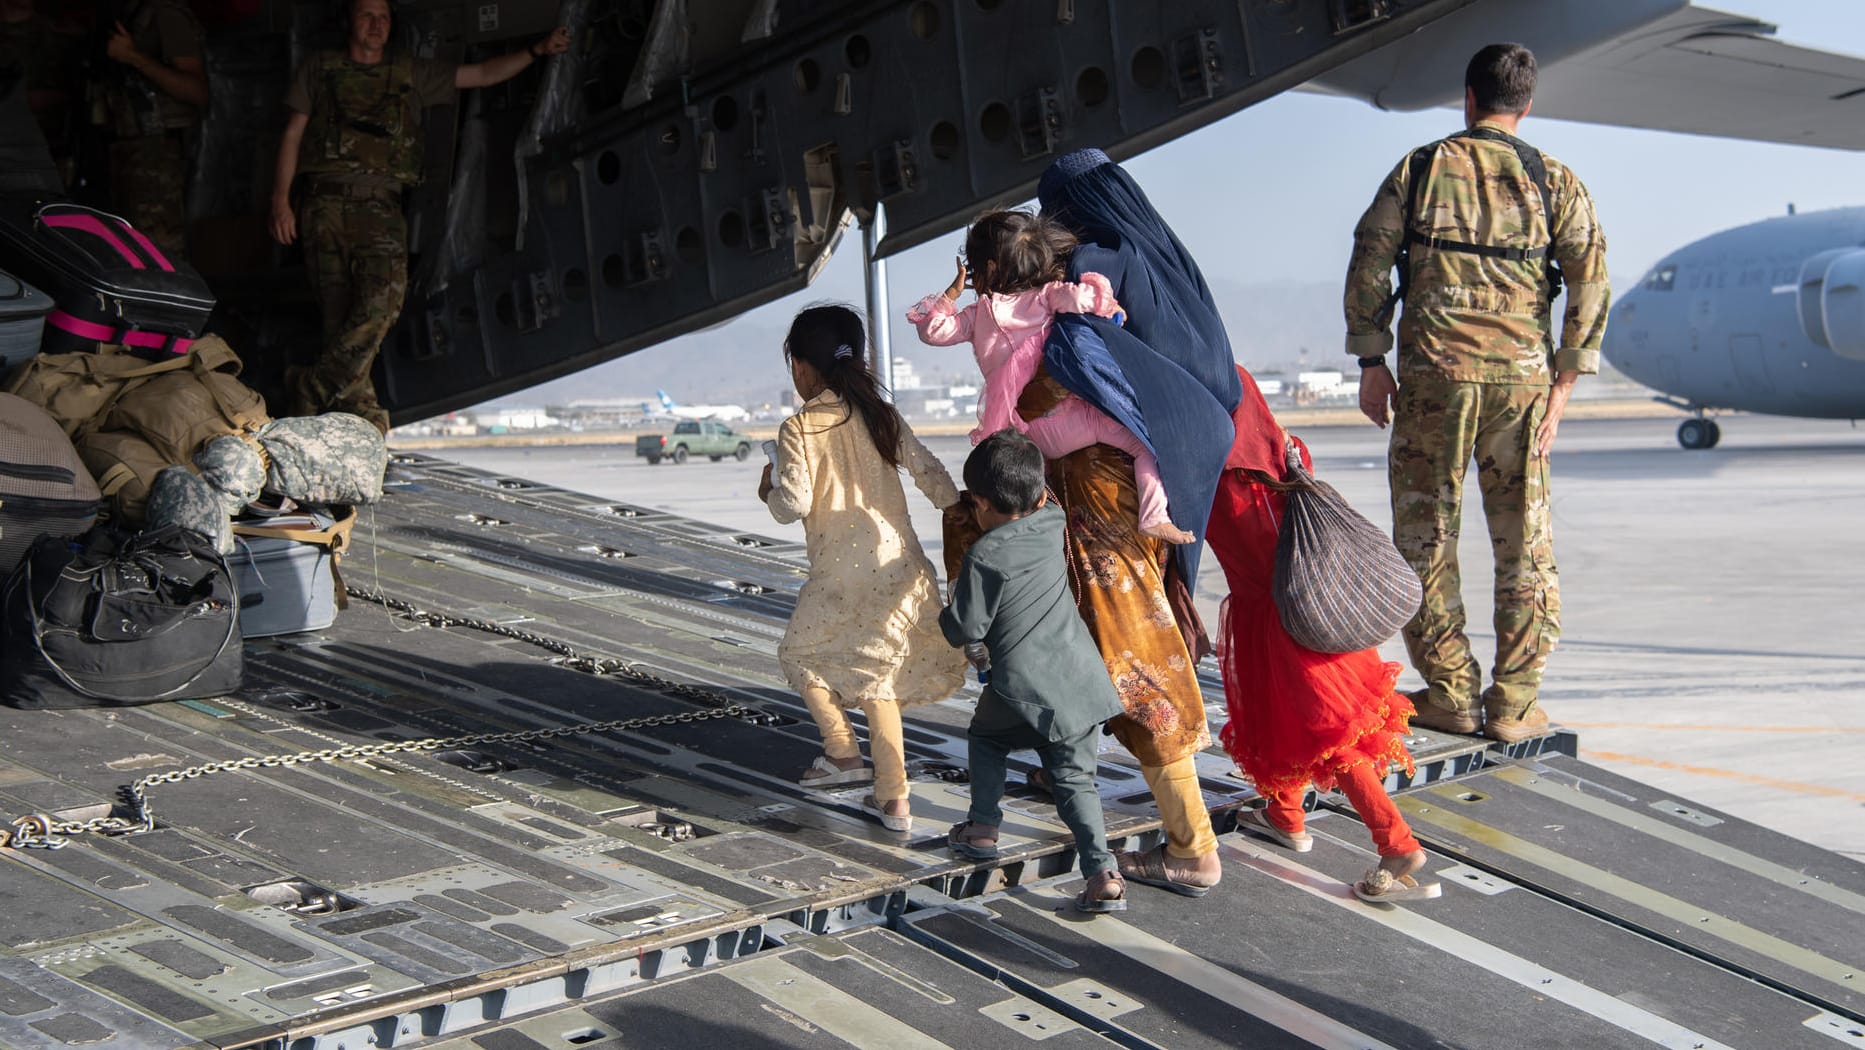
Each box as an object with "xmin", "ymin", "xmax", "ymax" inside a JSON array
[
  {"xmin": 1272, "ymin": 440, "xmax": 1423, "ymax": 654},
  {"xmin": 1, "ymin": 524, "xmax": 242, "ymax": 708}
]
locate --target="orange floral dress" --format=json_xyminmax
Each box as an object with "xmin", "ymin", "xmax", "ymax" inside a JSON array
[{"xmin": 942, "ymin": 372, "xmax": 1211, "ymax": 768}]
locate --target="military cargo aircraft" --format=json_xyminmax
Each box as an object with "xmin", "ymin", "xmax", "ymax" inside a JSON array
[
  {"xmin": 1603, "ymin": 208, "xmax": 1865, "ymax": 448},
  {"xmin": 0, "ymin": 3, "xmax": 1861, "ymax": 1049}
]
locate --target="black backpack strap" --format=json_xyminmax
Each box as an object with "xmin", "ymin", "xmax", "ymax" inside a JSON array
[
  {"xmin": 1374, "ymin": 144, "xmax": 1436, "ymax": 327},
  {"xmin": 1456, "ymin": 125, "xmax": 1565, "ymax": 298}
]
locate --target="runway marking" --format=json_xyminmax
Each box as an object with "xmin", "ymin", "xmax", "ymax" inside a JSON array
[
  {"xmin": 1585, "ymin": 751, "xmax": 1865, "ymax": 804},
  {"xmin": 1563, "ymin": 720, "xmax": 1865, "ymax": 734}
]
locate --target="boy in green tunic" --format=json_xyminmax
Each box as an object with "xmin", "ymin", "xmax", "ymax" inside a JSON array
[{"xmin": 941, "ymin": 430, "xmax": 1127, "ymax": 913}]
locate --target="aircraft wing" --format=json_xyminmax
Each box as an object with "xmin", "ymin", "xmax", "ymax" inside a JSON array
[
  {"xmin": 1529, "ymin": 6, "xmax": 1865, "ymax": 150},
  {"xmin": 1306, "ymin": 0, "xmax": 1865, "ymax": 151}
]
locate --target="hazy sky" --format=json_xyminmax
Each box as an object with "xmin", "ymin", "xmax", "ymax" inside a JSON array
[{"xmin": 503, "ymin": 0, "xmax": 1865, "ymax": 405}]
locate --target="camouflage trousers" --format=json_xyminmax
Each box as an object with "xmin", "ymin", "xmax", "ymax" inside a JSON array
[
  {"xmin": 292, "ymin": 190, "xmax": 406, "ymax": 434},
  {"xmin": 107, "ymin": 132, "xmax": 189, "ymax": 261},
  {"xmin": 1389, "ymin": 373, "xmax": 1559, "ymax": 719}
]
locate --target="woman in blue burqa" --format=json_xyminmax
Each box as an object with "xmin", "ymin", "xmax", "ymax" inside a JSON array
[{"xmin": 1033, "ymin": 148, "xmax": 1241, "ymax": 896}]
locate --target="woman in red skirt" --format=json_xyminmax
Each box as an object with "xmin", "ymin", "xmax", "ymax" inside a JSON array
[{"xmin": 1205, "ymin": 367, "xmax": 1440, "ymax": 903}]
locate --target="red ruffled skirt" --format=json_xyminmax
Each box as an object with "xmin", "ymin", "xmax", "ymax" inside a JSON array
[{"xmin": 1206, "ymin": 471, "xmax": 1416, "ymax": 798}]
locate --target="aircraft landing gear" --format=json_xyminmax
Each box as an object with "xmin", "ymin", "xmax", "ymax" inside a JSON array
[{"xmin": 1678, "ymin": 417, "xmax": 1721, "ymax": 450}]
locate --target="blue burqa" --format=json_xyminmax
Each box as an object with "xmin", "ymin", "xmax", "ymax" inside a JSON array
[{"xmin": 1038, "ymin": 149, "xmax": 1240, "ymax": 586}]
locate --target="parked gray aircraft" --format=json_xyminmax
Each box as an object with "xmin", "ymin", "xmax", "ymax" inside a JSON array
[{"xmin": 1602, "ymin": 208, "xmax": 1865, "ymax": 448}]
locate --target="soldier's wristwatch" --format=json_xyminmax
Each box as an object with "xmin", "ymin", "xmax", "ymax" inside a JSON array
[{"xmin": 1356, "ymin": 355, "xmax": 1387, "ymax": 369}]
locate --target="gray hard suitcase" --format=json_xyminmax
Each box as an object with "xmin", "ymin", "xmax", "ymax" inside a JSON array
[
  {"xmin": 230, "ymin": 530, "xmax": 337, "ymax": 638},
  {"xmin": 0, "ymin": 269, "xmax": 51, "ymax": 376},
  {"xmin": 0, "ymin": 391, "xmax": 102, "ymax": 575}
]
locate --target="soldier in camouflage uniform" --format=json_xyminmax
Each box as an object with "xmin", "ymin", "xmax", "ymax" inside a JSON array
[
  {"xmin": 97, "ymin": 0, "xmax": 207, "ymax": 258},
  {"xmin": 269, "ymin": 0, "xmax": 569, "ymax": 435},
  {"xmin": 1343, "ymin": 44, "xmax": 1609, "ymax": 744}
]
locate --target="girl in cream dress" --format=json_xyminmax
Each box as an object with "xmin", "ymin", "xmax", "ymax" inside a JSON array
[{"xmin": 758, "ymin": 304, "xmax": 967, "ymax": 832}]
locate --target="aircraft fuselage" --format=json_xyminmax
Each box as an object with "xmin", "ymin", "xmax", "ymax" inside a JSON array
[{"xmin": 1604, "ymin": 207, "xmax": 1865, "ymax": 420}]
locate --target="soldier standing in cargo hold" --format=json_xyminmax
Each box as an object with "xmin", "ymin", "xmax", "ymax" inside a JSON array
[
  {"xmin": 98, "ymin": 0, "xmax": 206, "ymax": 258},
  {"xmin": 1344, "ymin": 43, "xmax": 1609, "ymax": 743},
  {"xmin": 269, "ymin": 0, "xmax": 569, "ymax": 434}
]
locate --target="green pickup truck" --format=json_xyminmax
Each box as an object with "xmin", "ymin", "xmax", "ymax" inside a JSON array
[{"xmin": 635, "ymin": 420, "xmax": 754, "ymax": 464}]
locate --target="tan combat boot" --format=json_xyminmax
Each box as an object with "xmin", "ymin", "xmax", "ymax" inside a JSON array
[
  {"xmin": 1403, "ymin": 689, "xmax": 1480, "ymax": 735},
  {"xmin": 1482, "ymin": 704, "xmax": 1550, "ymax": 744}
]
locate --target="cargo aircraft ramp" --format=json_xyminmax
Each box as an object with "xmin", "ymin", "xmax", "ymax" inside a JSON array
[{"xmin": 0, "ymin": 455, "xmax": 1857, "ymax": 1050}]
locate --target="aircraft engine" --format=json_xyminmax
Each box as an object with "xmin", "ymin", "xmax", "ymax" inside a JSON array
[{"xmin": 1803, "ymin": 248, "xmax": 1865, "ymax": 361}]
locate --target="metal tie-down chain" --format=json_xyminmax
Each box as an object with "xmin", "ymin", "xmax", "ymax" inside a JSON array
[{"xmin": 1, "ymin": 587, "xmax": 777, "ymax": 851}]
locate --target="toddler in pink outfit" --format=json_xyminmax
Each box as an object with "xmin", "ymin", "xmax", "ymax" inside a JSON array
[{"xmin": 906, "ymin": 210, "xmax": 1194, "ymax": 544}]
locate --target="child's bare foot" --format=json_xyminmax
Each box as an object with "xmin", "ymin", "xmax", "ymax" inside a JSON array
[
  {"xmin": 1380, "ymin": 849, "xmax": 1427, "ymax": 882},
  {"xmin": 1141, "ymin": 520, "xmax": 1197, "ymax": 545}
]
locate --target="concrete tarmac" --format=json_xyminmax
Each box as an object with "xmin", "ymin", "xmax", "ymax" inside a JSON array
[{"xmin": 420, "ymin": 414, "xmax": 1865, "ymax": 860}]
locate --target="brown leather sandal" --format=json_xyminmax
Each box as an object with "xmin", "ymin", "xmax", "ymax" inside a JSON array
[{"xmin": 1074, "ymin": 869, "xmax": 1128, "ymax": 913}]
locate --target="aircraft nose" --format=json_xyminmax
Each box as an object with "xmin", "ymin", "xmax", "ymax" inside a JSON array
[{"xmin": 1602, "ymin": 290, "xmax": 1649, "ymax": 377}]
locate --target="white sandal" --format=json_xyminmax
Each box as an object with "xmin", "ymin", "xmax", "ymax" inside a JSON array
[
  {"xmin": 1237, "ymin": 809, "xmax": 1314, "ymax": 853},
  {"xmin": 798, "ymin": 755, "xmax": 872, "ymax": 789},
  {"xmin": 1354, "ymin": 866, "xmax": 1442, "ymax": 903},
  {"xmin": 861, "ymin": 795, "xmax": 913, "ymax": 833}
]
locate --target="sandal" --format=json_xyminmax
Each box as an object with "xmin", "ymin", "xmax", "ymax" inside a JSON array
[
  {"xmin": 1115, "ymin": 845, "xmax": 1214, "ymax": 899},
  {"xmin": 798, "ymin": 754, "xmax": 872, "ymax": 789},
  {"xmin": 1236, "ymin": 809, "xmax": 1313, "ymax": 853},
  {"xmin": 947, "ymin": 821, "xmax": 1000, "ymax": 860},
  {"xmin": 1353, "ymin": 866, "xmax": 1443, "ymax": 903},
  {"xmin": 862, "ymin": 795, "xmax": 913, "ymax": 833},
  {"xmin": 1073, "ymin": 870, "xmax": 1128, "ymax": 913}
]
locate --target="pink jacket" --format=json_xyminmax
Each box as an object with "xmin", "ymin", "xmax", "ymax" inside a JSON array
[{"xmin": 906, "ymin": 274, "xmax": 1119, "ymax": 442}]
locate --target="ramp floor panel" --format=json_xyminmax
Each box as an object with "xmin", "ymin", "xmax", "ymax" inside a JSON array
[
  {"xmin": 418, "ymin": 925, "xmax": 1119, "ymax": 1050},
  {"xmin": 1237, "ymin": 813, "xmax": 1846, "ymax": 1050},
  {"xmin": 907, "ymin": 820, "xmax": 1846, "ymax": 1050},
  {"xmin": 1384, "ymin": 756, "xmax": 1865, "ymax": 1018}
]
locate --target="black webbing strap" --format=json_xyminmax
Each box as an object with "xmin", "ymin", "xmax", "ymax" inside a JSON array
[{"xmin": 1376, "ymin": 126, "xmax": 1564, "ymax": 326}]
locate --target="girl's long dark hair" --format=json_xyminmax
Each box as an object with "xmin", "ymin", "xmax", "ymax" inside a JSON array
[{"xmin": 785, "ymin": 304, "xmax": 904, "ymax": 469}]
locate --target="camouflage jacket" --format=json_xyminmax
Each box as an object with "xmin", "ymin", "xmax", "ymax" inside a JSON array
[{"xmin": 1343, "ymin": 119, "xmax": 1610, "ymax": 383}]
